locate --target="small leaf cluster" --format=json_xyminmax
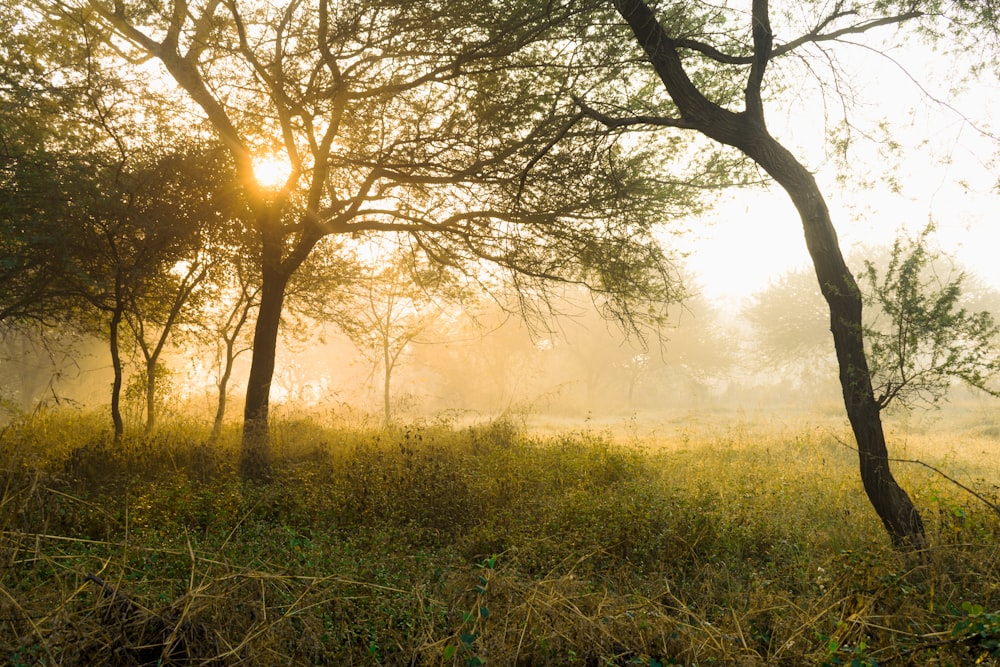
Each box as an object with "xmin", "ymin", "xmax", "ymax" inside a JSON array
[
  {"xmin": 952, "ymin": 601, "xmax": 1000, "ymax": 661},
  {"xmin": 861, "ymin": 224, "xmax": 1000, "ymax": 410}
]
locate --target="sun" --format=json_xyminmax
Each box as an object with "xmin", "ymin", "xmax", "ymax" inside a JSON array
[{"xmin": 252, "ymin": 154, "xmax": 293, "ymax": 189}]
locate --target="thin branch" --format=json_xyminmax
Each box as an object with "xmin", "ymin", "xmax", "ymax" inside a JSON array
[
  {"xmin": 774, "ymin": 12, "xmax": 924, "ymax": 58},
  {"xmin": 573, "ymin": 95, "xmax": 694, "ymax": 130},
  {"xmin": 830, "ymin": 433, "xmax": 1000, "ymax": 520},
  {"xmin": 516, "ymin": 110, "xmax": 584, "ymax": 205},
  {"xmin": 673, "ymin": 10, "xmax": 923, "ymax": 64}
]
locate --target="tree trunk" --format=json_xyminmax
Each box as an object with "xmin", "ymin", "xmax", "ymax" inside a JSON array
[
  {"xmin": 239, "ymin": 203, "xmax": 322, "ymax": 480},
  {"xmin": 610, "ymin": 0, "xmax": 926, "ymax": 549},
  {"xmin": 145, "ymin": 358, "xmax": 156, "ymax": 434},
  {"xmin": 240, "ymin": 269, "xmax": 288, "ymax": 481},
  {"xmin": 741, "ymin": 131, "xmax": 926, "ymax": 549},
  {"xmin": 212, "ymin": 387, "xmax": 227, "ymax": 440},
  {"xmin": 109, "ymin": 306, "xmax": 124, "ymax": 443},
  {"xmin": 211, "ymin": 338, "xmax": 235, "ymax": 442}
]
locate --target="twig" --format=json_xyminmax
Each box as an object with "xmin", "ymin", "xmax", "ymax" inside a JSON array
[{"xmin": 829, "ymin": 433, "xmax": 1000, "ymax": 519}]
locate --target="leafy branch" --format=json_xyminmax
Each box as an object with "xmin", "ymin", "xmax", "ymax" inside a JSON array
[{"xmin": 861, "ymin": 224, "xmax": 1000, "ymax": 411}]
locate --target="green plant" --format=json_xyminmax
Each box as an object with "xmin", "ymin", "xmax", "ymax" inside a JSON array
[
  {"xmin": 444, "ymin": 555, "xmax": 496, "ymax": 666},
  {"xmin": 952, "ymin": 602, "xmax": 1000, "ymax": 661}
]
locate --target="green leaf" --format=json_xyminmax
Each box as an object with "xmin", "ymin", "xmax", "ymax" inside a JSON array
[
  {"xmin": 444, "ymin": 645, "xmax": 456, "ymax": 660},
  {"xmin": 479, "ymin": 605, "xmax": 489, "ymax": 619},
  {"xmin": 963, "ymin": 601, "xmax": 986, "ymax": 617}
]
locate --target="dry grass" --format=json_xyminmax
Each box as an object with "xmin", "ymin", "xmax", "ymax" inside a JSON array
[{"xmin": 1, "ymin": 410, "xmax": 999, "ymax": 665}]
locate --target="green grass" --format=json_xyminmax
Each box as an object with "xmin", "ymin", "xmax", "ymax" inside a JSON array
[{"xmin": 1, "ymin": 411, "xmax": 999, "ymax": 665}]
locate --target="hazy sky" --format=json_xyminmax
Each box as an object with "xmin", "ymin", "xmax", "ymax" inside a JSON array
[{"xmin": 677, "ymin": 31, "xmax": 1000, "ymax": 307}]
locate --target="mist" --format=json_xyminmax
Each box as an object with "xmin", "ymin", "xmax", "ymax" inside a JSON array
[{"xmin": 6, "ymin": 253, "xmax": 994, "ymax": 434}]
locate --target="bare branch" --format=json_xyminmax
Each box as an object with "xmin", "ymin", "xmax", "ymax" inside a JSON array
[
  {"xmin": 745, "ymin": 0, "xmax": 772, "ymax": 120},
  {"xmin": 673, "ymin": 10, "xmax": 923, "ymax": 64},
  {"xmin": 573, "ymin": 94, "xmax": 694, "ymax": 130},
  {"xmin": 831, "ymin": 433, "xmax": 1000, "ymax": 520},
  {"xmin": 772, "ymin": 11, "xmax": 924, "ymax": 58}
]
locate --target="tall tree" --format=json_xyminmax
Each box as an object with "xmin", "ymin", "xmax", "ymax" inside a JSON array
[
  {"xmin": 73, "ymin": 0, "xmax": 707, "ymax": 479},
  {"xmin": 580, "ymin": 0, "xmax": 997, "ymax": 547},
  {"xmin": 55, "ymin": 148, "xmax": 220, "ymax": 439}
]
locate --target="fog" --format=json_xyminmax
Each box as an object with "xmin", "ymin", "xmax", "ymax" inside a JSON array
[{"xmin": 4, "ymin": 253, "xmax": 995, "ymax": 432}]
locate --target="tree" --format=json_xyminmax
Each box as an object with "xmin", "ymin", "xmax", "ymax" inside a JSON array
[
  {"xmin": 55, "ymin": 147, "xmax": 220, "ymax": 440},
  {"xmin": 746, "ymin": 237, "xmax": 1000, "ymax": 406},
  {"xmin": 0, "ymin": 2, "xmax": 236, "ymax": 439},
  {"xmin": 119, "ymin": 147, "xmax": 241, "ymax": 433},
  {"xmin": 73, "ymin": 0, "xmax": 705, "ymax": 480},
  {"xmin": 328, "ymin": 241, "xmax": 464, "ymax": 426},
  {"xmin": 0, "ymin": 2, "xmax": 96, "ymax": 326},
  {"xmin": 862, "ymin": 225, "xmax": 1000, "ymax": 411},
  {"xmin": 579, "ymin": 0, "xmax": 999, "ymax": 547},
  {"xmin": 198, "ymin": 257, "xmax": 259, "ymax": 441},
  {"xmin": 1, "ymin": 117, "xmax": 231, "ymax": 438},
  {"xmin": 126, "ymin": 256, "xmax": 208, "ymax": 433}
]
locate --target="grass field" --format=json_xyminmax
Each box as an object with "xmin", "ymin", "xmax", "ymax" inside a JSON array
[{"xmin": 1, "ymin": 409, "xmax": 999, "ymax": 665}]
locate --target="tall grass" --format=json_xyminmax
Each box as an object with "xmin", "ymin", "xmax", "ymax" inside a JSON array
[{"xmin": 1, "ymin": 410, "xmax": 999, "ymax": 665}]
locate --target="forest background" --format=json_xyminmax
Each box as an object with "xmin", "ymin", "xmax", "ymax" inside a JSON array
[{"xmin": 3, "ymin": 0, "xmax": 1000, "ymax": 664}]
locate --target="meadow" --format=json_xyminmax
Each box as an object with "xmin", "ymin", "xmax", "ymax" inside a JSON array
[{"xmin": 1, "ymin": 409, "xmax": 999, "ymax": 666}]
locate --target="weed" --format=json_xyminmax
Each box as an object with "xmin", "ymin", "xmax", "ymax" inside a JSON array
[{"xmin": 1, "ymin": 413, "xmax": 999, "ymax": 665}]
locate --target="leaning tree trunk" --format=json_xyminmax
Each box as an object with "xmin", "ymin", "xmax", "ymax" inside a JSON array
[
  {"xmin": 745, "ymin": 132, "xmax": 926, "ymax": 549},
  {"xmin": 611, "ymin": 0, "xmax": 926, "ymax": 549}
]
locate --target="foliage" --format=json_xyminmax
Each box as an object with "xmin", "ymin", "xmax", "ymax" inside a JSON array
[
  {"xmin": 862, "ymin": 225, "xmax": 1000, "ymax": 410},
  {"xmin": 743, "ymin": 240, "xmax": 1000, "ymax": 404},
  {"xmin": 743, "ymin": 267, "xmax": 834, "ymax": 373},
  {"xmin": 2, "ymin": 411, "xmax": 1000, "ymax": 664}
]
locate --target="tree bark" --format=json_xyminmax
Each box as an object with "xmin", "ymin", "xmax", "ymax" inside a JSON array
[
  {"xmin": 612, "ymin": 0, "xmax": 926, "ymax": 548},
  {"xmin": 109, "ymin": 305, "xmax": 124, "ymax": 443},
  {"xmin": 239, "ymin": 208, "xmax": 317, "ymax": 481},
  {"xmin": 145, "ymin": 358, "xmax": 156, "ymax": 433},
  {"xmin": 744, "ymin": 133, "xmax": 926, "ymax": 549},
  {"xmin": 211, "ymin": 339, "xmax": 235, "ymax": 441},
  {"xmin": 240, "ymin": 263, "xmax": 289, "ymax": 481}
]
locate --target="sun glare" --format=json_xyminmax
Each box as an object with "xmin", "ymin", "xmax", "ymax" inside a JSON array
[{"xmin": 252, "ymin": 155, "xmax": 292, "ymax": 189}]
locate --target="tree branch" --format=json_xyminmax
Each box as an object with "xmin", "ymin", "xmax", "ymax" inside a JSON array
[
  {"xmin": 573, "ymin": 95, "xmax": 695, "ymax": 130},
  {"xmin": 671, "ymin": 10, "xmax": 923, "ymax": 64},
  {"xmin": 745, "ymin": 0, "xmax": 772, "ymax": 120},
  {"xmin": 831, "ymin": 433, "xmax": 1000, "ymax": 520}
]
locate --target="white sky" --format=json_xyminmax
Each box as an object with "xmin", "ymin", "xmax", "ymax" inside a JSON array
[{"xmin": 677, "ymin": 29, "xmax": 1000, "ymax": 307}]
